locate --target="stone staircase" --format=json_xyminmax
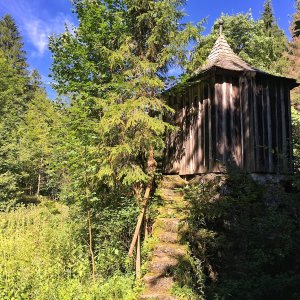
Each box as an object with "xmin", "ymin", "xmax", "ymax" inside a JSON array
[{"xmin": 139, "ymin": 175, "xmax": 188, "ymax": 300}]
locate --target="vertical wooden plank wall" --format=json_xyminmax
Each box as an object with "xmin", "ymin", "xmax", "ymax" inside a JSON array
[
  {"xmin": 165, "ymin": 74, "xmax": 293, "ymax": 175},
  {"xmin": 175, "ymin": 81, "xmax": 214, "ymax": 175},
  {"xmin": 286, "ymin": 84, "xmax": 293, "ymax": 172},
  {"xmin": 251, "ymin": 76, "xmax": 292, "ymax": 173},
  {"xmin": 281, "ymin": 82, "xmax": 287, "ymax": 171},
  {"xmin": 232, "ymin": 78, "xmax": 242, "ymax": 168},
  {"xmin": 215, "ymin": 78, "xmax": 223, "ymax": 171}
]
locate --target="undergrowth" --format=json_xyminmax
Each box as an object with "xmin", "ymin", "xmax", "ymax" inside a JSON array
[
  {"xmin": 184, "ymin": 172, "xmax": 300, "ymax": 300},
  {"xmin": 0, "ymin": 202, "xmax": 139, "ymax": 300}
]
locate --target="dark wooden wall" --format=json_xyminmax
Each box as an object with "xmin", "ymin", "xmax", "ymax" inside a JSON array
[{"xmin": 164, "ymin": 72, "xmax": 293, "ymax": 175}]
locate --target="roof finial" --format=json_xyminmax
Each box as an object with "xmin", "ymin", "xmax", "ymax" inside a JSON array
[{"xmin": 219, "ymin": 18, "xmax": 224, "ymax": 36}]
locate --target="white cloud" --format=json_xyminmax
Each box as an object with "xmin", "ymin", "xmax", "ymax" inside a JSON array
[
  {"xmin": 0, "ymin": 0, "xmax": 74, "ymax": 56},
  {"xmin": 168, "ymin": 66, "xmax": 183, "ymax": 77},
  {"xmin": 24, "ymin": 18, "xmax": 48, "ymax": 55},
  {"xmin": 24, "ymin": 13, "xmax": 73, "ymax": 56}
]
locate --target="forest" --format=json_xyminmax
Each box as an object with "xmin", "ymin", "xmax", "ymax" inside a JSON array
[{"xmin": 0, "ymin": 0, "xmax": 300, "ymax": 299}]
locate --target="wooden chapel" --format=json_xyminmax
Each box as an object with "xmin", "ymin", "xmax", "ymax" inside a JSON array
[{"xmin": 164, "ymin": 23, "xmax": 299, "ymax": 176}]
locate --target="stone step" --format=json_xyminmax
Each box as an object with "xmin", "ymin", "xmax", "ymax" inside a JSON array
[
  {"xmin": 157, "ymin": 191, "xmax": 185, "ymax": 203},
  {"xmin": 159, "ymin": 175, "xmax": 187, "ymax": 190},
  {"xmin": 148, "ymin": 257, "xmax": 178, "ymax": 274},
  {"xmin": 162, "ymin": 202, "xmax": 189, "ymax": 209},
  {"xmin": 156, "ymin": 232, "xmax": 179, "ymax": 244},
  {"xmin": 153, "ymin": 218, "xmax": 180, "ymax": 233},
  {"xmin": 139, "ymin": 294, "xmax": 178, "ymax": 300},
  {"xmin": 139, "ymin": 176, "xmax": 188, "ymax": 300},
  {"xmin": 153, "ymin": 243, "xmax": 187, "ymax": 258},
  {"xmin": 158, "ymin": 188, "xmax": 184, "ymax": 197},
  {"xmin": 157, "ymin": 206, "xmax": 189, "ymax": 218},
  {"xmin": 144, "ymin": 276, "xmax": 174, "ymax": 293},
  {"xmin": 143, "ymin": 273, "xmax": 164, "ymax": 284},
  {"xmin": 157, "ymin": 207, "xmax": 179, "ymax": 218}
]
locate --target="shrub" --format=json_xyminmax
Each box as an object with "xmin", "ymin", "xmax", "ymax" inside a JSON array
[
  {"xmin": 0, "ymin": 203, "xmax": 138, "ymax": 300},
  {"xmin": 0, "ymin": 171, "xmax": 21, "ymax": 211},
  {"xmin": 184, "ymin": 172, "xmax": 300, "ymax": 300},
  {"xmin": 292, "ymin": 107, "xmax": 300, "ymax": 172}
]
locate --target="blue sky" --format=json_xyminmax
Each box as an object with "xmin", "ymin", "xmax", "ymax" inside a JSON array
[{"xmin": 0, "ymin": 0, "xmax": 297, "ymax": 99}]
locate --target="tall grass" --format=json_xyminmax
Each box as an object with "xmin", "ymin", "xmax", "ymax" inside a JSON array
[{"xmin": 0, "ymin": 203, "xmax": 138, "ymax": 300}]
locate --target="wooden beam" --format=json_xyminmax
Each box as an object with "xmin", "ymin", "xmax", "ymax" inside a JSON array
[
  {"xmin": 216, "ymin": 80, "xmax": 223, "ymax": 171},
  {"xmin": 274, "ymin": 83, "xmax": 280, "ymax": 173},
  {"xmin": 208, "ymin": 84, "xmax": 212, "ymax": 171},
  {"xmin": 239, "ymin": 76, "xmax": 244, "ymax": 169},
  {"xmin": 136, "ymin": 233, "xmax": 141, "ymax": 279},
  {"xmin": 280, "ymin": 82, "xmax": 287, "ymax": 172},
  {"xmin": 287, "ymin": 87, "xmax": 293, "ymax": 172},
  {"xmin": 222, "ymin": 79, "xmax": 227, "ymax": 164},
  {"xmin": 253, "ymin": 78, "xmax": 259, "ymax": 172},
  {"xmin": 196, "ymin": 83, "xmax": 202, "ymax": 173},
  {"xmin": 249, "ymin": 78, "xmax": 255, "ymax": 172},
  {"xmin": 243, "ymin": 77, "xmax": 250, "ymax": 171},
  {"xmin": 128, "ymin": 177, "xmax": 153, "ymax": 257},
  {"xmin": 266, "ymin": 83, "xmax": 273, "ymax": 172}
]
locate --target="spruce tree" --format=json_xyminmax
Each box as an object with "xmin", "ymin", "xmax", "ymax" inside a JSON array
[
  {"xmin": 262, "ymin": 0, "xmax": 275, "ymax": 35},
  {"xmin": 259, "ymin": 0, "xmax": 287, "ymax": 72},
  {"xmin": 0, "ymin": 14, "xmax": 28, "ymax": 73},
  {"xmin": 0, "ymin": 17, "xmax": 58, "ymax": 209},
  {"xmin": 295, "ymin": 20, "xmax": 300, "ymax": 37},
  {"xmin": 0, "ymin": 50, "xmax": 27, "ymax": 210},
  {"xmin": 18, "ymin": 89, "xmax": 61, "ymax": 196},
  {"xmin": 286, "ymin": 0, "xmax": 300, "ymax": 109},
  {"xmin": 49, "ymin": 0, "xmax": 200, "ymax": 199},
  {"xmin": 190, "ymin": 11, "xmax": 288, "ymax": 75}
]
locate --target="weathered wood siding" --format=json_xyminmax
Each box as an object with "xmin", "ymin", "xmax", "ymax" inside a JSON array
[{"xmin": 165, "ymin": 73, "xmax": 293, "ymax": 175}]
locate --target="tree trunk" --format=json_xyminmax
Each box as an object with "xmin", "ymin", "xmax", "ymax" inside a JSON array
[
  {"xmin": 136, "ymin": 232, "xmax": 141, "ymax": 279},
  {"xmin": 88, "ymin": 208, "xmax": 96, "ymax": 280},
  {"xmin": 36, "ymin": 157, "xmax": 43, "ymax": 196},
  {"xmin": 147, "ymin": 147, "xmax": 157, "ymax": 177},
  {"xmin": 144, "ymin": 213, "xmax": 149, "ymax": 239},
  {"xmin": 128, "ymin": 147, "xmax": 157, "ymax": 257}
]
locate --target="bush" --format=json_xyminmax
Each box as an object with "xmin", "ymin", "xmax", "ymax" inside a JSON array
[
  {"xmin": 184, "ymin": 172, "xmax": 300, "ymax": 300},
  {"xmin": 292, "ymin": 108, "xmax": 300, "ymax": 172},
  {"xmin": 0, "ymin": 203, "xmax": 138, "ymax": 300},
  {"xmin": 93, "ymin": 195, "xmax": 140, "ymax": 276},
  {"xmin": 0, "ymin": 171, "xmax": 21, "ymax": 211}
]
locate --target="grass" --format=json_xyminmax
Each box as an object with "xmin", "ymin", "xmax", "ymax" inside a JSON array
[{"xmin": 0, "ymin": 202, "xmax": 138, "ymax": 300}]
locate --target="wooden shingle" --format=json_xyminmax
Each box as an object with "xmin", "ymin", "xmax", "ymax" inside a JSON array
[{"xmin": 195, "ymin": 34, "xmax": 255, "ymax": 74}]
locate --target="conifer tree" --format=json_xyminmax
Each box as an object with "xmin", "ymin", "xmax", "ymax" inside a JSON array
[
  {"xmin": 295, "ymin": 21, "xmax": 300, "ymax": 37},
  {"xmin": 190, "ymin": 7, "xmax": 287, "ymax": 75},
  {"xmin": 286, "ymin": 0, "xmax": 300, "ymax": 109},
  {"xmin": 0, "ymin": 17, "xmax": 59, "ymax": 209},
  {"xmin": 0, "ymin": 14, "xmax": 28, "ymax": 73},
  {"xmin": 0, "ymin": 50, "xmax": 27, "ymax": 210},
  {"xmin": 262, "ymin": 0, "xmax": 275, "ymax": 35},
  {"xmin": 30, "ymin": 69, "xmax": 43, "ymax": 90},
  {"xmin": 18, "ymin": 90, "xmax": 61, "ymax": 196},
  {"xmin": 49, "ymin": 0, "xmax": 200, "ymax": 198}
]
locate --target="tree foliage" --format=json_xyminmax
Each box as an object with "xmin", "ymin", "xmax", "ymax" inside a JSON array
[
  {"xmin": 190, "ymin": 9, "xmax": 288, "ymax": 75},
  {"xmin": 18, "ymin": 90, "xmax": 62, "ymax": 197},
  {"xmin": 286, "ymin": 0, "xmax": 300, "ymax": 109},
  {"xmin": 262, "ymin": 0, "xmax": 275, "ymax": 35},
  {"xmin": 49, "ymin": 0, "xmax": 201, "ymax": 197},
  {"xmin": 185, "ymin": 173, "xmax": 300, "ymax": 300},
  {"xmin": 0, "ymin": 14, "xmax": 28, "ymax": 73},
  {"xmin": 1, "ymin": 2, "xmax": 300, "ymax": 299},
  {"xmin": 0, "ymin": 203, "xmax": 138, "ymax": 300},
  {"xmin": 0, "ymin": 15, "xmax": 59, "ymax": 210},
  {"xmin": 0, "ymin": 49, "xmax": 28, "ymax": 210},
  {"xmin": 292, "ymin": 108, "xmax": 300, "ymax": 172}
]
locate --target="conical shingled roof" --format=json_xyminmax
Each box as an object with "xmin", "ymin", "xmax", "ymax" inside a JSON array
[{"xmin": 195, "ymin": 34, "xmax": 255, "ymax": 74}]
